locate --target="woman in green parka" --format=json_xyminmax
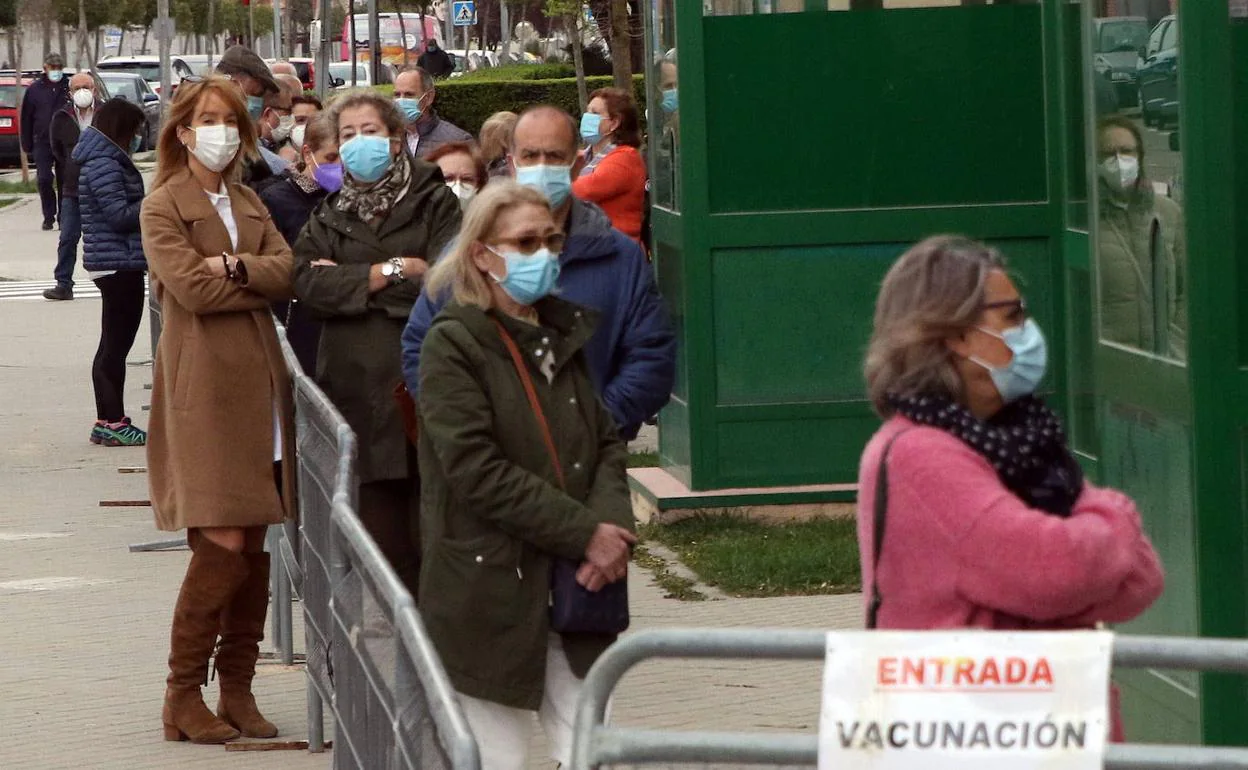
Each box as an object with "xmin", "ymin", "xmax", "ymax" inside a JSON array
[
  {"xmin": 292, "ymin": 90, "xmax": 462, "ymax": 593},
  {"xmin": 1096, "ymin": 116, "xmax": 1186, "ymax": 359},
  {"xmin": 417, "ymin": 181, "xmax": 637, "ymax": 770}
]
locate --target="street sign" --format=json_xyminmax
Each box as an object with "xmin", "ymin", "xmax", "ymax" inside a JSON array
[{"xmin": 452, "ymin": 0, "xmax": 475, "ymax": 26}]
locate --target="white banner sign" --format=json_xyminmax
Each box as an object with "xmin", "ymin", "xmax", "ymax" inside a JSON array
[{"xmin": 818, "ymin": 631, "xmax": 1113, "ymax": 770}]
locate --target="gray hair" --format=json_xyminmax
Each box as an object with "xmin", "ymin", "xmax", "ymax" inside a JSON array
[
  {"xmin": 398, "ymin": 66, "xmax": 435, "ymax": 92},
  {"xmin": 325, "ymin": 88, "xmax": 406, "ymax": 140},
  {"xmin": 864, "ymin": 235, "xmax": 1006, "ymax": 417}
]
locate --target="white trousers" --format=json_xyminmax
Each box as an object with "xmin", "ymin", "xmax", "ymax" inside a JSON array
[{"xmin": 458, "ymin": 633, "xmax": 583, "ymax": 770}]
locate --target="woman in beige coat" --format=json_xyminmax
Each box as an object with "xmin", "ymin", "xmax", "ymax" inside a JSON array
[{"xmin": 140, "ymin": 77, "xmax": 295, "ymax": 746}]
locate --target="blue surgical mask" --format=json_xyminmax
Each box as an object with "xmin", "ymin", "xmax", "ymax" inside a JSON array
[
  {"xmin": 579, "ymin": 112, "xmax": 603, "ymax": 143},
  {"xmin": 971, "ymin": 319, "xmax": 1048, "ymax": 403},
  {"xmin": 47, "ymin": 69, "xmax": 64, "ymax": 83},
  {"xmin": 246, "ymin": 95, "xmax": 265, "ymax": 121},
  {"xmin": 515, "ymin": 163, "xmax": 572, "ymax": 208},
  {"xmin": 487, "ymin": 246, "xmax": 561, "ymax": 306},
  {"xmin": 130, "ymin": 134, "xmax": 142, "ymax": 153},
  {"xmin": 339, "ymin": 135, "xmax": 394, "ymax": 184},
  {"xmin": 395, "ymin": 97, "xmax": 423, "ymax": 123},
  {"xmin": 661, "ymin": 88, "xmax": 678, "ymax": 114}
]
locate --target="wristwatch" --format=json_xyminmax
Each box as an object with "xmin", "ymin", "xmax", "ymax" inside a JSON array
[{"xmin": 381, "ymin": 257, "xmax": 405, "ymax": 284}]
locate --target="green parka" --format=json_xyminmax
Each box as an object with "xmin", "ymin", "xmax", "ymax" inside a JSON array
[
  {"xmin": 416, "ymin": 297, "xmax": 634, "ymax": 710},
  {"xmin": 292, "ymin": 157, "xmax": 461, "ymax": 483},
  {"xmin": 1098, "ymin": 183, "xmax": 1186, "ymax": 359}
]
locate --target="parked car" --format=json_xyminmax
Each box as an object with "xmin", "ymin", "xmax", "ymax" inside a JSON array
[
  {"xmin": 1092, "ymin": 16, "xmax": 1149, "ymax": 110},
  {"xmin": 98, "ymin": 72, "xmax": 162, "ymax": 150},
  {"xmin": 97, "ymin": 55, "xmax": 194, "ymax": 96},
  {"xmin": 1137, "ymin": 14, "xmax": 1179, "ymax": 129},
  {"xmin": 0, "ymin": 73, "xmax": 34, "ymax": 166},
  {"xmin": 326, "ymin": 60, "xmax": 395, "ymax": 89},
  {"xmin": 285, "ymin": 57, "xmax": 315, "ymax": 91},
  {"xmin": 175, "ymin": 54, "xmax": 221, "ymax": 77},
  {"xmin": 446, "ymin": 48, "xmax": 497, "ymax": 78}
]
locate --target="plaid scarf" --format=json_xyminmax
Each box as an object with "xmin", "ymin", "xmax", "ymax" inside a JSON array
[{"xmin": 334, "ymin": 150, "xmax": 412, "ymax": 223}]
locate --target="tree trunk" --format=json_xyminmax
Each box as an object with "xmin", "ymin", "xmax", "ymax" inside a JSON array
[
  {"xmin": 140, "ymin": 25, "xmax": 149, "ymax": 55},
  {"xmin": 76, "ymin": 0, "xmax": 89, "ymax": 69},
  {"xmin": 116, "ymin": 26, "xmax": 126, "ymax": 57},
  {"xmin": 57, "ymin": 22, "xmax": 67, "ymax": 65},
  {"xmin": 568, "ymin": 14, "xmax": 586, "ymax": 111},
  {"xmin": 93, "ymin": 25, "xmax": 101, "ymax": 62},
  {"xmin": 609, "ymin": 0, "xmax": 629, "ymax": 90},
  {"xmin": 41, "ymin": 16, "xmax": 51, "ymax": 61},
  {"xmin": 206, "ymin": 0, "xmax": 215, "ymax": 57},
  {"xmin": 284, "ymin": 0, "xmax": 294, "ymax": 56},
  {"xmin": 397, "ymin": 3, "xmax": 408, "ymax": 68}
]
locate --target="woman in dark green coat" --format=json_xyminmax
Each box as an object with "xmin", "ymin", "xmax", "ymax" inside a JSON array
[
  {"xmin": 417, "ymin": 180, "xmax": 636, "ymax": 770},
  {"xmin": 292, "ymin": 91, "xmax": 461, "ymax": 592}
]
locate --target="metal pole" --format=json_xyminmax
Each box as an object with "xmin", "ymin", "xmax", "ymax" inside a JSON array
[
  {"xmin": 271, "ymin": 0, "xmax": 281, "ymax": 59},
  {"xmin": 314, "ymin": 0, "xmax": 330, "ymax": 97},
  {"xmin": 157, "ymin": 0, "xmax": 171, "ymax": 113},
  {"xmin": 444, "ymin": 3, "xmax": 452, "ymax": 52},
  {"xmin": 367, "ymin": 0, "xmax": 379, "ymax": 87}
]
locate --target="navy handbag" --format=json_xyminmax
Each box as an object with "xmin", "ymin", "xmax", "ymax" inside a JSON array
[{"xmin": 492, "ymin": 318, "xmax": 631, "ymax": 636}]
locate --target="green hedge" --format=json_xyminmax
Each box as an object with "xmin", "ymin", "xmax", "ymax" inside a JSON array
[
  {"xmin": 454, "ymin": 63, "xmax": 577, "ymax": 82},
  {"xmin": 435, "ymin": 74, "xmax": 646, "ymax": 136},
  {"xmin": 367, "ymin": 74, "xmax": 646, "ymax": 137}
]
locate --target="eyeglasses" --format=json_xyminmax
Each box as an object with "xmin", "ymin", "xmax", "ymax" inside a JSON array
[
  {"xmin": 490, "ymin": 233, "xmax": 566, "ymax": 255},
  {"xmin": 982, "ymin": 298, "xmax": 1028, "ymax": 324}
]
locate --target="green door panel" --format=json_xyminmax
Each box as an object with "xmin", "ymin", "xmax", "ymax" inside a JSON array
[{"xmin": 702, "ymin": 5, "xmax": 1047, "ymax": 213}]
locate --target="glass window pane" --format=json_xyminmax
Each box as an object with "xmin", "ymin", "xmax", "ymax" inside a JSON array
[
  {"xmin": 648, "ymin": 0, "xmax": 680, "ymax": 212},
  {"xmin": 1094, "ymin": 8, "xmax": 1186, "ymax": 362}
]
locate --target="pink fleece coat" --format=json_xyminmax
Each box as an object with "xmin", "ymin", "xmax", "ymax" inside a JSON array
[{"xmin": 858, "ymin": 416, "xmax": 1165, "ymax": 738}]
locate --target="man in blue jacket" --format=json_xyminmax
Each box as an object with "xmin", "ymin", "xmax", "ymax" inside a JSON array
[
  {"xmin": 401, "ymin": 104, "xmax": 676, "ymax": 441},
  {"xmin": 20, "ymin": 52, "xmax": 70, "ymax": 230}
]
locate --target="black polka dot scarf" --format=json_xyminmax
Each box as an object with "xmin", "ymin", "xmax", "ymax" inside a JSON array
[{"xmin": 887, "ymin": 393, "xmax": 1084, "ymax": 517}]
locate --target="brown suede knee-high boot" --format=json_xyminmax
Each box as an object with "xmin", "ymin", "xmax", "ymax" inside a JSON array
[
  {"xmin": 163, "ymin": 534, "xmax": 250, "ymax": 744},
  {"xmin": 214, "ymin": 550, "xmax": 278, "ymax": 738}
]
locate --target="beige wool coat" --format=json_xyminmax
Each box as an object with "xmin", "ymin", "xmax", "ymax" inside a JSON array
[{"xmin": 140, "ymin": 168, "xmax": 297, "ymax": 531}]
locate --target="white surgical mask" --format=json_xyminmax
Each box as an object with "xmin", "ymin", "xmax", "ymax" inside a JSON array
[
  {"xmin": 289, "ymin": 123, "xmax": 307, "ymax": 150},
  {"xmin": 447, "ymin": 180, "xmax": 477, "ymax": 208},
  {"xmin": 272, "ymin": 114, "xmax": 295, "ymax": 143},
  {"xmin": 1099, "ymin": 153, "xmax": 1139, "ymax": 193},
  {"xmin": 185, "ymin": 124, "xmax": 241, "ymax": 173},
  {"xmin": 72, "ymin": 88, "xmax": 94, "ymax": 109}
]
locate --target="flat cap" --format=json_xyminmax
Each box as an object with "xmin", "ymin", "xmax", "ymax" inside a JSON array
[{"xmin": 215, "ymin": 45, "xmax": 278, "ymax": 94}]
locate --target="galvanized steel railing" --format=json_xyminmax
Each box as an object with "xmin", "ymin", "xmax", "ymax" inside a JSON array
[{"xmin": 570, "ymin": 629, "xmax": 1248, "ymax": 770}]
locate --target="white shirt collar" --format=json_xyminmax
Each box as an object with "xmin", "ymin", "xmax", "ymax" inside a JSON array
[{"xmin": 204, "ymin": 183, "xmax": 230, "ymax": 204}]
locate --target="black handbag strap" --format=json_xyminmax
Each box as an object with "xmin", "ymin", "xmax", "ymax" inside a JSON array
[{"xmin": 867, "ymin": 429, "xmax": 911, "ymax": 630}]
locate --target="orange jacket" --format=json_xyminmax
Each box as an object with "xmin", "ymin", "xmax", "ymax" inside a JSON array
[{"xmin": 572, "ymin": 145, "xmax": 646, "ymax": 242}]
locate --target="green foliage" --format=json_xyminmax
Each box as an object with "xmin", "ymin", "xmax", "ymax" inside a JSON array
[
  {"xmin": 0, "ymin": 0, "xmax": 16, "ymax": 28},
  {"xmin": 454, "ymin": 63, "xmax": 575, "ymax": 82},
  {"xmin": 433, "ymin": 73, "xmax": 644, "ymax": 136},
  {"xmin": 56, "ymin": 0, "xmax": 112, "ymax": 33}
]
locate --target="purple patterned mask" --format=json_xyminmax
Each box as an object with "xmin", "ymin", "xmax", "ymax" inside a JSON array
[{"xmin": 312, "ymin": 160, "xmax": 344, "ymax": 193}]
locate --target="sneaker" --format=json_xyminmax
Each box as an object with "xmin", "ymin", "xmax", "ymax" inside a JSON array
[
  {"xmin": 43, "ymin": 285, "xmax": 73, "ymax": 301},
  {"xmin": 41, "ymin": 220, "xmax": 54, "ymax": 231},
  {"xmin": 97, "ymin": 419, "xmax": 146, "ymax": 447},
  {"xmin": 89, "ymin": 420, "xmax": 106, "ymax": 444}
]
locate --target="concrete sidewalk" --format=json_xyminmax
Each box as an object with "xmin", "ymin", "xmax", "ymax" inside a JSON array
[{"xmin": 0, "ymin": 196, "xmax": 861, "ymax": 770}]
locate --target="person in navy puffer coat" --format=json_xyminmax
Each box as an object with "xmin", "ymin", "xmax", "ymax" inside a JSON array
[{"xmin": 73, "ymin": 97, "xmax": 150, "ymax": 447}]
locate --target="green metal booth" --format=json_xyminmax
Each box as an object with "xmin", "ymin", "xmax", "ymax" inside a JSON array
[{"xmin": 642, "ymin": 0, "xmax": 1248, "ymax": 746}]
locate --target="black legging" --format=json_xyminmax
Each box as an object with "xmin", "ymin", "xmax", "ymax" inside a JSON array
[{"xmin": 92, "ymin": 271, "xmax": 146, "ymax": 422}]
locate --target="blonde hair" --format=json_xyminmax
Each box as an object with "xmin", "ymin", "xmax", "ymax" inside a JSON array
[
  {"xmin": 864, "ymin": 235, "xmax": 1006, "ymax": 417},
  {"xmin": 424, "ymin": 180, "xmax": 552, "ymax": 309},
  {"xmin": 478, "ymin": 110, "xmax": 518, "ymax": 162},
  {"xmin": 152, "ymin": 76, "xmax": 258, "ymax": 191}
]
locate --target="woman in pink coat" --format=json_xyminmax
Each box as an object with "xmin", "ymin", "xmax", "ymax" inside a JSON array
[{"xmin": 858, "ymin": 235, "xmax": 1164, "ymax": 739}]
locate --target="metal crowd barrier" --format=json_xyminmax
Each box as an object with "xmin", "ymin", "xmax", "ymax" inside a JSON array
[
  {"xmin": 267, "ymin": 325, "xmax": 479, "ymax": 767},
  {"xmin": 570, "ymin": 629, "xmax": 1248, "ymax": 770}
]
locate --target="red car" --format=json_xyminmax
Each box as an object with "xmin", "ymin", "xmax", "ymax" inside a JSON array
[{"xmin": 0, "ymin": 73, "xmax": 36, "ymax": 166}]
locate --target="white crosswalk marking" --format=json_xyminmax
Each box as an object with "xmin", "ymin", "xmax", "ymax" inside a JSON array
[{"xmin": 0, "ymin": 280, "xmax": 110, "ymax": 301}]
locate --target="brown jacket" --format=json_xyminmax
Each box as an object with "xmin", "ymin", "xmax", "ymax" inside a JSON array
[{"xmin": 141, "ymin": 168, "xmax": 297, "ymax": 531}]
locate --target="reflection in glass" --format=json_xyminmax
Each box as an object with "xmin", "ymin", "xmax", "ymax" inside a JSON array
[
  {"xmin": 1094, "ymin": 108, "xmax": 1186, "ymax": 359},
  {"xmin": 703, "ymin": 0, "xmax": 1036, "ymax": 14},
  {"xmin": 649, "ymin": 0, "xmax": 680, "ymax": 211}
]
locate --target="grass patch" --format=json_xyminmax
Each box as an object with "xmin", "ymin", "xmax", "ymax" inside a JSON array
[
  {"xmin": 0, "ymin": 197, "xmax": 17, "ymax": 209},
  {"xmin": 642, "ymin": 512, "xmax": 861, "ymax": 598},
  {"xmin": 633, "ymin": 544, "xmax": 707, "ymax": 601},
  {"xmin": 0, "ymin": 180, "xmax": 37, "ymax": 194},
  {"xmin": 627, "ymin": 450, "xmax": 659, "ymax": 468}
]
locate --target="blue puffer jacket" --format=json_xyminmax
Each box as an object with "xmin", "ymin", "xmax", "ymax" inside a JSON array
[
  {"xmin": 74, "ymin": 127, "xmax": 146, "ymax": 273},
  {"xmin": 402, "ymin": 198, "xmax": 677, "ymax": 441}
]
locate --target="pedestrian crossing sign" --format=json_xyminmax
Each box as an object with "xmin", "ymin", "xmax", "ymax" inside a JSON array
[{"xmin": 452, "ymin": 1, "xmax": 476, "ymax": 26}]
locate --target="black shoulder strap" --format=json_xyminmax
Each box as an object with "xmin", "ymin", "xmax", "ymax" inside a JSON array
[{"xmin": 867, "ymin": 429, "xmax": 911, "ymax": 630}]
